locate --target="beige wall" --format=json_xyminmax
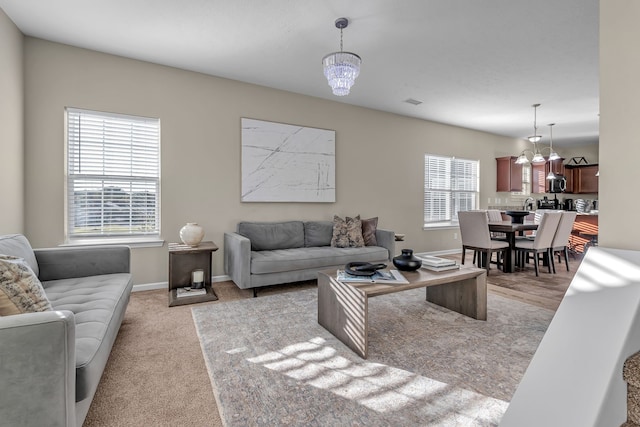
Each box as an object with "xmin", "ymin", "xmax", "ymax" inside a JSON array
[
  {"xmin": 0, "ymin": 8, "xmax": 24, "ymax": 234},
  {"xmin": 600, "ymin": 0, "xmax": 640, "ymax": 250},
  {"xmin": 21, "ymin": 37, "xmax": 600, "ymax": 285},
  {"xmin": 23, "ymin": 38, "xmax": 533, "ymax": 284}
]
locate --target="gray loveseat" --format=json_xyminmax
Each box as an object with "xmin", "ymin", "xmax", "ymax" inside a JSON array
[
  {"xmin": 224, "ymin": 220, "xmax": 395, "ymax": 296},
  {"xmin": 0, "ymin": 234, "xmax": 133, "ymax": 427}
]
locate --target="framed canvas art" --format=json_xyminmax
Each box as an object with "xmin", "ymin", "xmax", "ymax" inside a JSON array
[{"xmin": 241, "ymin": 118, "xmax": 336, "ymax": 202}]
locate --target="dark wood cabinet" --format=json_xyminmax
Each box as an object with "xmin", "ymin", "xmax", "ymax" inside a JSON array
[
  {"xmin": 532, "ymin": 158, "xmax": 565, "ymax": 194},
  {"xmin": 496, "ymin": 156, "xmax": 523, "ymax": 192},
  {"xmin": 574, "ymin": 165, "xmax": 599, "ymax": 193},
  {"xmin": 531, "ymin": 162, "xmax": 546, "ymax": 194},
  {"xmin": 564, "ymin": 164, "xmax": 599, "ymax": 194},
  {"xmin": 548, "ymin": 158, "xmax": 565, "ymax": 176},
  {"xmin": 565, "ymin": 168, "xmax": 574, "ymax": 193}
]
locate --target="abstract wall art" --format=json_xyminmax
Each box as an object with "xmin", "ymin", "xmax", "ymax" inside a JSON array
[{"xmin": 241, "ymin": 118, "xmax": 336, "ymax": 202}]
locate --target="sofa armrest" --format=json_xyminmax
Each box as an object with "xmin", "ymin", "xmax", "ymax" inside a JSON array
[
  {"xmin": 375, "ymin": 228, "xmax": 396, "ymax": 261},
  {"xmin": 35, "ymin": 246, "xmax": 131, "ymax": 281},
  {"xmin": 224, "ymin": 232, "xmax": 252, "ymax": 289},
  {"xmin": 0, "ymin": 310, "xmax": 76, "ymax": 427}
]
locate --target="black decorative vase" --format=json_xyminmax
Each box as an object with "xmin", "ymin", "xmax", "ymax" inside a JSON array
[{"xmin": 392, "ymin": 249, "xmax": 422, "ymax": 271}]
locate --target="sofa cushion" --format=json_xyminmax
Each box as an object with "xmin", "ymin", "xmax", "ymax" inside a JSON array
[
  {"xmin": 361, "ymin": 217, "xmax": 379, "ymax": 246},
  {"xmin": 238, "ymin": 221, "xmax": 304, "ymax": 251},
  {"xmin": 304, "ymin": 221, "xmax": 333, "ymax": 247},
  {"xmin": 331, "ymin": 215, "xmax": 364, "ymax": 248},
  {"xmin": 250, "ymin": 246, "xmax": 389, "ymax": 275},
  {"xmin": 44, "ymin": 273, "xmax": 133, "ymax": 402},
  {"xmin": 0, "ymin": 234, "xmax": 39, "ymax": 277},
  {"xmin": 0, "ymin": 255, "xmax": 52, "ymax": 316}
]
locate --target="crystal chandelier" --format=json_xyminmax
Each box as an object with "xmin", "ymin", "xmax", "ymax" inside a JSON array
[{"xmin": 322, "ymin": 18, "xmax": 361, "ymax": 96}]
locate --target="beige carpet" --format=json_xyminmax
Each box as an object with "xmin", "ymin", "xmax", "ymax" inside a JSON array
[
  {"xmin": 85, "ymin": 257, "xmax": 575, "ymax": 426},
  {"xmin": 83, "ymin": 289, "xmax": 224, "ymax": 426}
]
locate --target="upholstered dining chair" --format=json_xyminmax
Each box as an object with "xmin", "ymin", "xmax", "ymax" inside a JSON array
[
  {"xmin": 487, "ymin": 209, "xmax": 507, "ymax": 240},
  {"xmin": 458, "ymin": 211, "xmax": 510, "ymax": 275},
  {"xmin": 469, "ymin": 210, "xmax": 502, "ymax": 264},
  {"xmin": 514, "ymin": 211, "xmax": 562, "ymax": 276},
  {"xmin": 550, "ymin": 211, "xmax": 578, "ymax": 273}
]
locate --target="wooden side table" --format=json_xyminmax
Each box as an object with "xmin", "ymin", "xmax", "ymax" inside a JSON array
[{"xmin": 168, "ymin": 241, "xmax": 219, "ymax": 307}]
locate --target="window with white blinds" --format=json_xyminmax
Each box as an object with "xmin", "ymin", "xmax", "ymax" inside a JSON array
[
  {"xmin": 424, "ymin": 154, "xmax": 479, "ymax": 228},
  {"xmin": 66, "ymin": 108, "xmax": 160, "ymax": 241}
]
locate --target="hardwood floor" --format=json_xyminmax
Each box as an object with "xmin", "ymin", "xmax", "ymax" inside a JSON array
[{"xmin": 441, "ymin": 250, "xmax": 579, "ymax": 311}]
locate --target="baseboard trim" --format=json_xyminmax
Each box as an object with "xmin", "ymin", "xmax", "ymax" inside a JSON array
[{"xmin": 132, "ymin": 274, "xmax": 232, "ymax": 293}]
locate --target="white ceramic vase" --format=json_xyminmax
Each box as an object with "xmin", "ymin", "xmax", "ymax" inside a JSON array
[{"xmin": 179, "ymin": 222, "xmax": 204, "ymax": 246}]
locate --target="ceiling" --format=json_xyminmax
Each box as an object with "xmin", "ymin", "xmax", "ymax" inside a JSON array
[{"xmin": 0, "ymin": 0, "xmax": 599, "ymax": 147}]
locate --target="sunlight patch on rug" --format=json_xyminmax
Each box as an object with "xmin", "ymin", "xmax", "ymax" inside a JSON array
[{"xmin": 245, "ymin": 336, "xmax": 506, "ymax": 418}]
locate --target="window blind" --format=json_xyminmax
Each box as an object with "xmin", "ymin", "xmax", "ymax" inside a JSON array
[
  {"xmin": 66, "ymin": 108, "xmax": 160, "ymax": 239},
  {"xmin": 424, "ymin": 154, "xmax": 479, "ymax": 227}
]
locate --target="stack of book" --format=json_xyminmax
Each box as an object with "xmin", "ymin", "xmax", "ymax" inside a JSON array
[
  {"xmin": 417, "ymin": 255, "xmax": 460, "ymax": 272},
  {"xmin": 336, "ymin": 269, "xmax": 409, "ymax": 284},
  {"xmin": 176, "ymin": 287, "xmax": 207, "ymax": 298}
]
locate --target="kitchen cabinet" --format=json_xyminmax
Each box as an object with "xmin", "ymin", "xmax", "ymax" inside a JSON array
[
  {"xmin": 496, "ymin": 156, "xmax": 522, "ymax": 192},
  {"xmin": 531, "ymin": 162, "xmax": 546, "ymax": 194},
  {"xmin": 565, "ymin": 164, "xmax": 599, "ymax": 194},
  {"xmin": 531, "ymin": 158, "xmax": 565, "ymax": 194}
]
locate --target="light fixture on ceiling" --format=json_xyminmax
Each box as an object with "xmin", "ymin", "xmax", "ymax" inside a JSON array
[
  {"xmin": 516, "ymin": 104, "xmax": 561, "ymax": 166},
  {"xmin": 516, "ymin": 103, "xmax": 545, "ymax": 164},
  {"xmin": 527, "ymin": 103, "xmax": 542, "ymax": 143},
  {"xmin": 322, "ymin": 18, "xmax": 361, "ymax": 97},
  {"xmin": 545, "ymin": 123, "xmax": 561, "ymax": 180},
  {"xmin": 547, "ymin": 123, "xmax": 560, "ymax": 161}
]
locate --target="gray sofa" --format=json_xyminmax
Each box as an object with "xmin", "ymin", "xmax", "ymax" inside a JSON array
[
  {"xmin": 0, "ymin": 234, "xmax": 133, "ymax": 427},
  {"xmin": 224, "ymin": 220, "xmax": 395, "ymax": 296}
]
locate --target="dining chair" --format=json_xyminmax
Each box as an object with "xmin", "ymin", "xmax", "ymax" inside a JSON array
[
  {"xmin": 550, "ymin": 211, "xmax": 578, "ymax": 273},
  {"xmin": 513, "ymin": 211, "xmax": 562, "ymax": 277},
  {"xmin": 469, "ymin": 210, "xmax": 503, "ymax": 264},
  {"xmin": 458, "ymin": 211, "xmax": 510, "ymax": 275},
  {"xmin": 487, "ymin": 209, "xmax": 507, "ymax": 240}
]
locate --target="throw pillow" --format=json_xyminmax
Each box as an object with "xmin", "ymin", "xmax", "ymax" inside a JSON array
[
  {"xmin": 331, "ymin": 215, "xmax": 365, "ymax": 248},
  {"xmin": 331, "ymin": 215, "xmax": 350, "ymax": 248},
  {"xmin": 361, "ymin": 217, "xmax": 379, "ymax": 246},
  {"xmin": 345, "ymin": 215, "xmax": 365, "ymax": 248},
  {"xmin": 0, "ymin": 255, "xmax": 52, "ymax": 316}
]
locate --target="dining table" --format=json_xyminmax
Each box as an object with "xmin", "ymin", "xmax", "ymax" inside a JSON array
[{"xmin": 488, "ymin": 220, "xmax": 539, "ymax": 273}]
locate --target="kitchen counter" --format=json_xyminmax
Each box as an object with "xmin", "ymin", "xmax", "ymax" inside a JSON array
[{"xmin": 570, "ymin": 214, "xmax": 598, "ymax": 253}]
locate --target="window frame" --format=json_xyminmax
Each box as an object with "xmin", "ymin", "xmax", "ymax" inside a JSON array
[
  {"xmin": 423, "ymin": 154, "xmax": 480, "ymax": 229},
  {"xmin": 64, "ymin": 107, "xmax": 162, "ymax": 246}
]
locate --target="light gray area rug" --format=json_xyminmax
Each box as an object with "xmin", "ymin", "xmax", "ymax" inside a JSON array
[{"xmin": 192, "ymin": 288, "xmax": 554, "ymax": 426}]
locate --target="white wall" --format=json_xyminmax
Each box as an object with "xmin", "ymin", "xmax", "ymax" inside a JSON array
[
  {"xmin": 599, "ymin": 0, "xmax": 640, "ymax": 251},
  {"xmin": 22, "ymin": 38, "xmax": 535, "ymax": 285},
  {"xmin": 0, "ymin": 8, "xmax": 23, "ymax": 234}
]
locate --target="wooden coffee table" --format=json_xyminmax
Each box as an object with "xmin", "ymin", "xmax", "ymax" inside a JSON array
[{"xmin": 317, "ymin": 266, "xmax": 487, "ymax": 358}]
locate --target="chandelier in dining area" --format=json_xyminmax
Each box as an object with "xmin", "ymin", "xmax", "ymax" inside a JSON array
[{"xmin": 515, "ymin": 104, "xmax": 561, "ymax": 165}]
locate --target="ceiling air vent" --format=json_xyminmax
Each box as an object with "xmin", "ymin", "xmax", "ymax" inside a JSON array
[{"xmin": 404, "ymin": 98, "xmax": 423, "ymax": 106}]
